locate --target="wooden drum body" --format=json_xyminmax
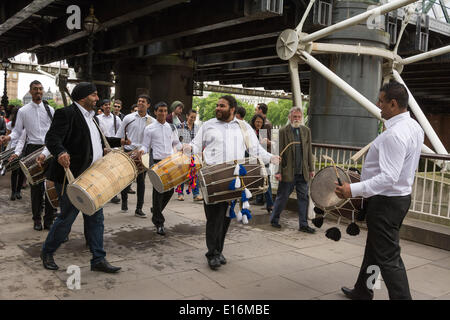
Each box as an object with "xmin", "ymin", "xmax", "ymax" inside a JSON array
[
  {"xmin": 66, "ymin": 150, "xmax": 138, "ymax": 215},
  {"xmin": 45, "ymin": 179, "xmax": 59, "ymax": 209},
  {"xmin": 148, "ymin": 151, "xmax": 202, "ymax": 193},
  {"xmin": 199, "ymin": 157, "xmax": 268, "ymax": 205},
  {"xmin": 310, "ymin": 166, "xmax": 362, "ymax": 220},
  {"xmin": 19, "ymin": 146, "xmax": 52, "ymax": 185}
]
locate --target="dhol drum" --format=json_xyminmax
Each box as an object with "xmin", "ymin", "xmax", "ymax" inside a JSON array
[
  {"xmin": 199, "ymin": 157, "xmax": 268, "ymax": 205},
  {"xmin": 19, "ymin": 146, "xmax": 52, "ymax": 185},
  {"xmin": 127, "ymin": 149, "xmax": 150, "ymax": 174},
  {"xmin": 66, "ymin": 149, "xmax": 138, "ymax": 215},
  {"xmin": 148, "ymin": 151, "xmax": 202, "ymax": 193},
  {"xmin": 45, "ymin": 179, "xmax": 59, "ymax": 209},
  {"xmin": 310, "ymin": 166, "xmax": 363, "ymax": 220},
  {"xmin": 0, "ymin": 148, "xmax": 20, "ymax": 172}
]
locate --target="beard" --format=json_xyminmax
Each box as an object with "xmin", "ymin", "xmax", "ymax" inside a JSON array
[
  {"xmin": 216, "ymin": 108, "xmax": 231, "ymax": 121},
  {"xmin": 291, "ymin": 120, "xmax": 301, "ymax": 128}
]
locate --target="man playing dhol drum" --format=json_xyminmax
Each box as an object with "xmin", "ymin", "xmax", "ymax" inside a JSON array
[
  {"xmin": 40, "ymin": 82, "xmax": 124, "ymax": 273},
  {"xmin": 139, "ymin": 101, "xmax": 181, "ymax": 236},
  {"xmin": 183, "ymin": 95, "xmax": 280, "ymax": 270},
  {"xmin": 335, "ymin": 81, "xmax": 424, "ymax": 300},
  {"xmin": 116, "ymin": 95, "xmax": 155, "ymax": 217},
  {"xmin": 0, "ymin": 80, "xmax": 56, "ymax": 231}
]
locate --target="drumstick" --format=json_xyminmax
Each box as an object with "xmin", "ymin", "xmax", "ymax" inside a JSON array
[
  {"xmin": 322, "ymin": 155, "xmax": 342, "ymax": 186},
  {"xmin": 123, "ymin": 119, "xmax": 136, "ymax": 150},
  {"xmin": 350, "ymin": 142, "xmax": 371, "ymax": 162},
  {"xmin": 61, "ymin": 167, "xmax": 75, "ymax": 196},
  {"xmin": 279, "ymin": 141, "xmax": 301, "ymax": 157}
]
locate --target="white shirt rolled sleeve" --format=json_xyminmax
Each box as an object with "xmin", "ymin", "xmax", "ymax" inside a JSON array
[{"xmin": 350, "ymin": 112, "xmax": 423, "ymax": 198}]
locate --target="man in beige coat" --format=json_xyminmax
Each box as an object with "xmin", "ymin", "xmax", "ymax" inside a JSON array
[{"xmin": 270, "ymin": 106, "xmax": 315, "ymax": 233}]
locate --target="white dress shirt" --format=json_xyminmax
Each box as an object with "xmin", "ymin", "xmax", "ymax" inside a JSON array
[
  {"xmin": 6, "ymin": 122, "xmax": 26, "ymax": 155},
  {"xmin": 115, "ymin": 112, "xmax": 155, "ymax": 151},
  {"xmin": 10, "ymin": 101, "xmax": 54, "ymax": 145},
  {"xmin": 75, "ymin": 102, "xmax": 103, "ymax": 166},
  {"xmin": 351, "ymin": 112, "xmax": 424, "ymax": 198},
  {"xmin": 190, "ymin": 117, "xmax": 273, "ymax": 165},
  {"xmin": 12, "ymin": 130, "xmax": 26, "ymax": 156},
  {"xmin": 98, "ymin": 113, "xmax": 122, "ymax": 137},
  {"xmin": 140, "ymin": 121, "xmax": 181, "ymax": 160}
]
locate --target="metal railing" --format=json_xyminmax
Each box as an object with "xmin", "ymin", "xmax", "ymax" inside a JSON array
[{"xmin": 309, "ymin": 143, "xmax": 450, "ymax": 221}]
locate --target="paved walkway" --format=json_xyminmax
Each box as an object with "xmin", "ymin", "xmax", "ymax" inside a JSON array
[{"xmin": 0, "ymin": 176, "xmax": 450, "ymax": 300}]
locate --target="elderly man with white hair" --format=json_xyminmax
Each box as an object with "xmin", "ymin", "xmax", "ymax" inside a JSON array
[{"xmin": 269, "ymin": 106, "xmax": 315, "ymax": 233}]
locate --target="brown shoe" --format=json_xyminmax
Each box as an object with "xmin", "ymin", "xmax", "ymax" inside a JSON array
[{"xmin": 177, "ymin": 195, "xmax": 184, "ymax": 201}]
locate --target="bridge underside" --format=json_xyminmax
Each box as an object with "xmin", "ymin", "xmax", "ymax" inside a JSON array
[{"xmin": 0, "ymin": 0, "xmax": 449, "ymax": 139}]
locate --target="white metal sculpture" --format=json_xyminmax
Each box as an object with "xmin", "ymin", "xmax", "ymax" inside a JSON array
[{"xmin": 276, "ymin": 0, "xmax": 450, "ymax": 157}]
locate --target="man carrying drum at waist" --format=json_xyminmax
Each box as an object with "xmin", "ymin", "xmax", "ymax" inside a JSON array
[
  {"xmin": 116, "ymin": 95, "xmax": 155, "ymax": 217},
  {"xmin": 139, "ymin": 101, "xmax": 181, "ymax": 236},
  {"xmin": 40, "ymin": 82, "xmax": 124, "ymax": 274},
  {"xmin": 183, "ymin": 95, "xmax": 280, "ymax": 271},
  {"xmin": 335, "ymin": 81, "xmax": 424, "ymax": 300},
  {"xmin": 0, "ymin": 80, "xmax": 56, "ymax": 231}
]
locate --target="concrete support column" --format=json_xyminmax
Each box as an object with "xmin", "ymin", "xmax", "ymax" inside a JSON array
[
  {"xmin": 309, "ymin": 0, "xmax": 390, "ymax": 147},
  {"xmin": 114, "ymin": 55, "xmax": 194, "ymax": 115}
]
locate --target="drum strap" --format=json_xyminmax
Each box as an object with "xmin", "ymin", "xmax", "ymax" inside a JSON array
[
  {"xmin": 92, "ymin": 117, "xmax": 111, "ymax": 150},
  {"xmin": 237, "ymin": 120, "xmax": 252, "ymax": 151},
  {"xmin": 43, "ymin": 100, "xmax": 53, "ymax": 120}
]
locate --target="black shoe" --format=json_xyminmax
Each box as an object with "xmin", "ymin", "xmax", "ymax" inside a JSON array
[
  {"xmin": 299, "ymin": 225, "xmax": 316, "ymax": 234},
  {"xmin": 271, "ymin": 222, "xmax": 281, "ymax": 229},
  {"xmin": 10, "ymin": 193, "xmax": 16, "ymax": 201},
  {"xmin": 110, "ymin": 196, "xmax": 120, "ymax": 204},
  {"xmin": 40, "ymin": 252, "xmax": 59, "ymax": 270},
  {"xmin": 34, "ymin": 221, "xmax": 43, "ymax": 231},
  {"xmin": 266, "ymin": 206, "xmax": 273, "ymax": 214},
  {"xmin": 341, "ymin": 287, "xmax": 373, "ymax": 300},
  {"xmin": 156, "ymin": 225, "xmax": 166, "ymax": 236},
  {"xmin": 91, "ymin": 259, "xmax": 121, "ymax": 273},
  {"xmin": 127, "ymin": 188, "xmax": 136, "ymax": 194},
  {"xmin": 43, "ymin": 224, "xmax": 53, "ymax": 230},
  {"xmin": 208, "ymin": 257, "xmax": 221, "ymax": 270},
  {"xmin": 121, "ymin": 201, "xmax": 128, "ymax": 212},
  {"xmin": 62, "ymin": 235, "xmax": 69, "ymax": 243},
  {"xmin": 218, "ymin": 253, "xmax": 227, "ymax": 265},
  {"xmin": 135, "ymin": 209, "xmax": 147, "ymax": 218},
  {"xmin": 15, "ymin": 192, "xmax": 22, "ymax": 200}
]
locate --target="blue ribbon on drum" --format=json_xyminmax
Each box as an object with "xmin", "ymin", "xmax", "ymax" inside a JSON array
[{"xmin": 226, "ymin": 163, "xmax": 253, "ymax": 224}]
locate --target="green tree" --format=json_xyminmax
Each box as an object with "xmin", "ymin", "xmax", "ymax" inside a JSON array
[
  {"xmin": 8, "ymin": 98, "xmax": 22, "ymax": 107},
  {"xmin": 46, "ymin": 99, "xmax": 64, "ymax": 110}
]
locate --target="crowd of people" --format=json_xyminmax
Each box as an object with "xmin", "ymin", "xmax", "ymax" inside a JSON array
[{"xmin": 0, "ymin": 79, "xmax": 424, "ymax": 300}]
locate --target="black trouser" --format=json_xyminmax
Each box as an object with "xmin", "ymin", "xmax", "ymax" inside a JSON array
[
  {"xmin": 204, "ymin": 201, "xmax": 231, "ymax": 259},
  {"xmin": 25, "ymin": 144, "xmax": 56, "ymax": 226},
  {"xmin": 354, "ymin": 194, "xmax": 412, "ymax": 300},
  {"xmin": 121, "ymin": 171, "xmax": 146, "ymax": 209},
  {"xmin": 151, "ymin": 159, "xmax": 174, "ymax": 227},
  {"xmin": 11, "ymin": 167, "xmax": 25, "ymax": 194}
]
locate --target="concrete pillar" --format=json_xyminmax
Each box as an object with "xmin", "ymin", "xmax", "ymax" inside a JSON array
[
  {"xmin": 309, "ymin": 0, "xmax": 390, "ymax": 147},
  {"xmin": 114, "ymin": 55, "xmax": 194, "ymax": 115}
]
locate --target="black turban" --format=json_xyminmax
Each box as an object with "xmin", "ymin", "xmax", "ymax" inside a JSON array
[{"xmin": 71, "ymin": 82, "xmax": 97, "ymax": 102}]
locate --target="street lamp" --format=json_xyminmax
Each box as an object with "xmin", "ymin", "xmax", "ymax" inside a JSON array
[
  {"xmin": 1, "ymin": 58, "xmax": 11, "ymax": 109},
  {"xmin": 83, "ymin": 6, "xmax": 100, "ymax": 82}
]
